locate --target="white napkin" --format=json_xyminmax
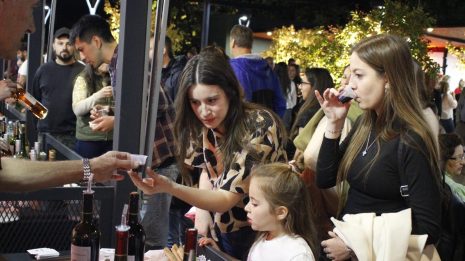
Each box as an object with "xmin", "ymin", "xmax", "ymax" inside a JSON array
[{"xmin": 27, "ymin": 248, "xmax": 59, "ymax": 259}]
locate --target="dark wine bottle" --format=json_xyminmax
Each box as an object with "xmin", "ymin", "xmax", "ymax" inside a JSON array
[
  {"xmin": 127, "ymin": 192, "xmax": 145, "ymax": 261},
  {"xmin": 71, "ymin": 191, "xmax": 100, "ymax": 261},
  {"xmin": 183, "ymin": 228, "xmax": 197, "ymax": 261}
]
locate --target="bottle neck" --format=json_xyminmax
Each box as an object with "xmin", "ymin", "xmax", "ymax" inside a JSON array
[
  {"xmin": 82, "ymin": 192, "xmax": 94, "ymax": 223},
  {"xmin": 128, "ymin": 212, "xmax": 138, "ymax": 224}
]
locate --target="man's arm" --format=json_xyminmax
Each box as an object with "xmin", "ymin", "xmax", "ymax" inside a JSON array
[{"xmin": 0, "ymin": 151, "xmax": 136, "ymax": 192}]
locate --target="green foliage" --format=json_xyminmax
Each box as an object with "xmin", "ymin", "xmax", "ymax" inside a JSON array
[
  {"xmin": 264, "ymin": 0, "xmax": 440, "ymax": 84},
  {"xmin": 104, "ymin": 0, "xmax": 201, "ymax": 55}
]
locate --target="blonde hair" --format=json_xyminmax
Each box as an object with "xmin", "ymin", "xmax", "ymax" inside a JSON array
[{"xmin": 251, "ymin": 163, "xmax": 318, "ymax": 256}]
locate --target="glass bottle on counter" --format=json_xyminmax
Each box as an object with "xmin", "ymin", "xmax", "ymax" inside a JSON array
[
  {"xmin": 71, "ymin": 190, "xmax": 100, "ymax": 261},
  {"xmin": 12, "ymin": 88, "xmax": 48, "ymax": 119},
  {"xmin": 184, "ymin": 228, "xmax": 198, "ymax": 261},
  {"xmin": 17, "ymin": 124, "xmax": 28, "ymax": 159},
  {"xmin": 127, "ymin": 192, "xmax": 145, "ymax": 261}
]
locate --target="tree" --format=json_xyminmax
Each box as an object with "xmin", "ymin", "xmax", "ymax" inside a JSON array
[{"xmin": 264, "ymin": 0, "xmax": 440, "ymax": 84}]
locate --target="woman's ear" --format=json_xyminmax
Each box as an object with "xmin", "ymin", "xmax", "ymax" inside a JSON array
[{"xmin": 275, "ymin": 206, "xmax": 288, "ymax": 221}]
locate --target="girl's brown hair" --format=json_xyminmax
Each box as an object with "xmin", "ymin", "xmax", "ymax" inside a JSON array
[{"xmin": 251, "ymin": 163, "xmax": 318, "ymax": 256}]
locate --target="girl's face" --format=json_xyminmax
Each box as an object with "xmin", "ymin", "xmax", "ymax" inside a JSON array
[
  {"xmin": 245, "ymin": 178, "xmax": 284, "ymax": 238},
  {"xmin": 188, "ymin": 83, "xmax": 229, "ymax": 133},
  {"xmin": 340, "ymin": 66, "xmax": 351, "ymax": 89},
  {"xmin": 298, "ymin": 74, "xmax": 313, "ymax": 101},
  {"xmin": 446, "ymin": 145, "xmax": 465, "ymax": 176},
  {"xmin": 349, "ymin": 52, "xmax": 387, "ymax": 113},
  {"xmin": 288, "ymin": 66, "xmax": 297, "ymax": 80}
]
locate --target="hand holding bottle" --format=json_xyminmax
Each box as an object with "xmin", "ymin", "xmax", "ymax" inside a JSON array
[{"xmin": 0, "ymin": 80, "xmax": 17, "ymax": 101}]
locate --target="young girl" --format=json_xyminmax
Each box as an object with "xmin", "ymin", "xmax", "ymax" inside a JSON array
[{"xmin": 245, "ymin": 162, "xmax": 317, "ymax": 260}]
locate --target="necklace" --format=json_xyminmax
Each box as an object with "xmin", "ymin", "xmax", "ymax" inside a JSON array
[{"xmin": 362, "ymin": 130, "xmax": 377, "ymax": 157}]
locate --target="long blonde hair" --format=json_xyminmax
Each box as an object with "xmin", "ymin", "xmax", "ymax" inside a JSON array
[
  {"xmin": 336, "ymin": 34, "xmax": 441, "ymax": 211},
  {"xmin": 251, "ymin": 163, "xmax": 318, "ymax": 256}
]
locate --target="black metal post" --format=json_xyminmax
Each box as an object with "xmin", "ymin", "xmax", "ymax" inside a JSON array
[
  {"xmin": 201, "ymin": 0, "xmax": 211, "ymax": 49},
  {"xmin": 25, "ymin": 0, "xmax": 46, "ymax": 145},
  {"xmin": 112, "ymin": 0, "xmax": 151, "ymax": 242},
  {"xmin": 46, "ymin": 0, "xmax": 57, "ymax": 63}
]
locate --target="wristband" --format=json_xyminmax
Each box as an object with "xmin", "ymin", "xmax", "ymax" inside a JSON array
[{"xmin": 82, "ymin": 158, "xmax": 92, "ymax": 181}]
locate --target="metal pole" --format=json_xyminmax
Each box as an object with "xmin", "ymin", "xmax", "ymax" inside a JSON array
[
  {"xmin": 25, "ymin": 0, "xmax": 46, "ymax": 144},
  {"xmin": 201, "ymin": 0, "xmax": 211, "ymax": 49},
  {"xmin": 442, "ymin": 48, "xmax": 448, "ymax": 75},
  {"xmin": 46, "ymin": 0, "xmax": 57, "ymax": 63},
  {"xmin": 143, "ymin": 0, "xmax": 170, "ymax": 170},
  {"xmin": 112, "ymin": 0, "xmax": 151, "ymax": 242}
]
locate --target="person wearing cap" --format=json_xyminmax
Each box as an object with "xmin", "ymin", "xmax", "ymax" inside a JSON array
[
  {"xmin": 31, "ymin": 27, "xmax": 84, "ymax": 150},
  {"xmin": 0, "ymin": 0, "xmax": 137, "ymax": 192}
]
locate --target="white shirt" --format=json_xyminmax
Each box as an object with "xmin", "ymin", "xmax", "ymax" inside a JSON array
[
  {"xmin": 441, "ymin": 92, "xmax": 457, "ymax": 120},
  {"xmin": 286, "ymin": 81, "xmax": 297, "ymax": 109},
  {"xmin": 18, "ymin": 59, "xmax": 28, "ymax": 76},
  {"xmin": 247, "ymin": 234, "xmax": 315, "ymax": 261}
]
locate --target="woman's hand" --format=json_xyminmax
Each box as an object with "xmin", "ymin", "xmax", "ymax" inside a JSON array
[
  {"xmin": 321, "ymin": 231, "xmax": 353, "ymax": 261},
  {"xmin": 128, "ymin": 167, "xmax": 174, "ymax": 195},
  {"xmin": 89, "ymin": 115, "xmax": 114, "ymax": 132},
  {"xmin": 198, "ymin": 236, "xmax": 220, "ymax": 250},
  {"xmin": 315, "ymin": 88, "xmax": 350, "ymax": 123},
  {"xmin": 94, "ymin": 86, "xmax": 113, "ymax": 99}
]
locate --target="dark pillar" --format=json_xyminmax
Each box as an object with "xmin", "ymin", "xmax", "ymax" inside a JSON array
[
  {"xmin": 26, "ymin": 0, "xmax": 46, "ymax": 145},
  {"xmin": 112, "ymin": 0, "xmax": 151, "ymax": 240}
]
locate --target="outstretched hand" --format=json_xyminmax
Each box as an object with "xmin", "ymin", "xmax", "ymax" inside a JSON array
[
  {"xmin": 128, "ymin": 167, "xmax": 173, "ymax": 195},
  {"xmin": 90, "ymin": 151, "xmax": 138, "ymax": 182}
]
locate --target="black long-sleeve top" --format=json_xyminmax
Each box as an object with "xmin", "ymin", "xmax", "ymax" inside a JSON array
[{"xmin": 316, "ymin": 123, "xmax": 441, "ymax": 244}]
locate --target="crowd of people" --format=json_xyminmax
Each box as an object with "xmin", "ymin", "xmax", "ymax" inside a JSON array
[{"xmin": 2, "ymin": 1, "xmax": 465, "ymax": 260}]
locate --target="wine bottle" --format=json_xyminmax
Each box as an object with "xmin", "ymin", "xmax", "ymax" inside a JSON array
[
  {"xmin": 127, "ymin": 192, "xmax": 145, "ymax": 261},
  {"xmin": 13, "ymin": 88, "xmax": 48, "ymax": 119},
  {"xmin": 183, "ymin": 228, "xmax": 197, "ymax": 261},
  {"xmin": 18, "ymin": 124, "xmax": 28, "ymax": 158},
  {"xmin": 71, "ymin": 191, "xmax": 100, "ymax": 261}
]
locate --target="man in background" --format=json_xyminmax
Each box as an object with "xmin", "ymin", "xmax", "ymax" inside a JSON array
[
  {"xmin": 71, "ymin": 15, "xmax": 179, "ymax": 250},
  {"xmin": 0, "ymin": 0, "xmax": 136, "ymax": 192},
  {"xmin": 32, "ymin": 27, "xmax": 84, "ymax": 149},
  {"xmin": 229, "ymin": 25, "xmax": 285, "ymax": 117}
]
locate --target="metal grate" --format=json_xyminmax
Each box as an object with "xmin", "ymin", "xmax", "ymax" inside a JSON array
[{"xmin": 0, "ymin": 187, "xmax": 114, "ymax": 253}]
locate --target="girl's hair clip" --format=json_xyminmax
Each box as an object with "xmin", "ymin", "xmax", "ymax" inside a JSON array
[{"xmin": 288, "ymin": 160, "xmax": 299, "ymax": 174}]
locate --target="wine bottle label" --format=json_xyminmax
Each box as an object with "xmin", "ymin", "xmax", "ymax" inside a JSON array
[
  {"xmin": 24, "ymin": 92, "xmax": 38, "ymax": 105},
  {"xmin": 70, "ymin": 244, "xmax": 91, "ymax": 261},
  {"xmin": 127, "ymin": 256, "xmax": 135, "ymax": 261}
]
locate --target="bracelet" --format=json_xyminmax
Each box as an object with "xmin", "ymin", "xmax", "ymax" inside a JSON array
[
  {"xmin": 326, "ymin": 128, "xmax": 343, "ymax": 134},
  {"xmin": 82, "ymin": 158, "xmax": 92, "ymax": 181}
]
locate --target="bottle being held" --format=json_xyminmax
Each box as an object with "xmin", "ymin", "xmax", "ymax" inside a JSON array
[
  {"xmin": 183, "ymin": 228, "xmax": 197, "ymax": 261},
  {"xmin": 71, "ymin": 190, "xmax": 100, "ymax": 261},
  {"xmin": 127, "ymin": 192, "xmax": 145, "ymax": 261},
  {"xmin": 12, "ymin": 87, "xmax": 48, "ymax": 119}
]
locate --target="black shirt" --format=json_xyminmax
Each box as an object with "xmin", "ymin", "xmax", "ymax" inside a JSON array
[
  {"xmin": 316, "ymin": 120, "xmax": 441, "ymax": 244},
  {"xmin": 32, "ymin": 61, "xmax": 84, "ymax": 133}
]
